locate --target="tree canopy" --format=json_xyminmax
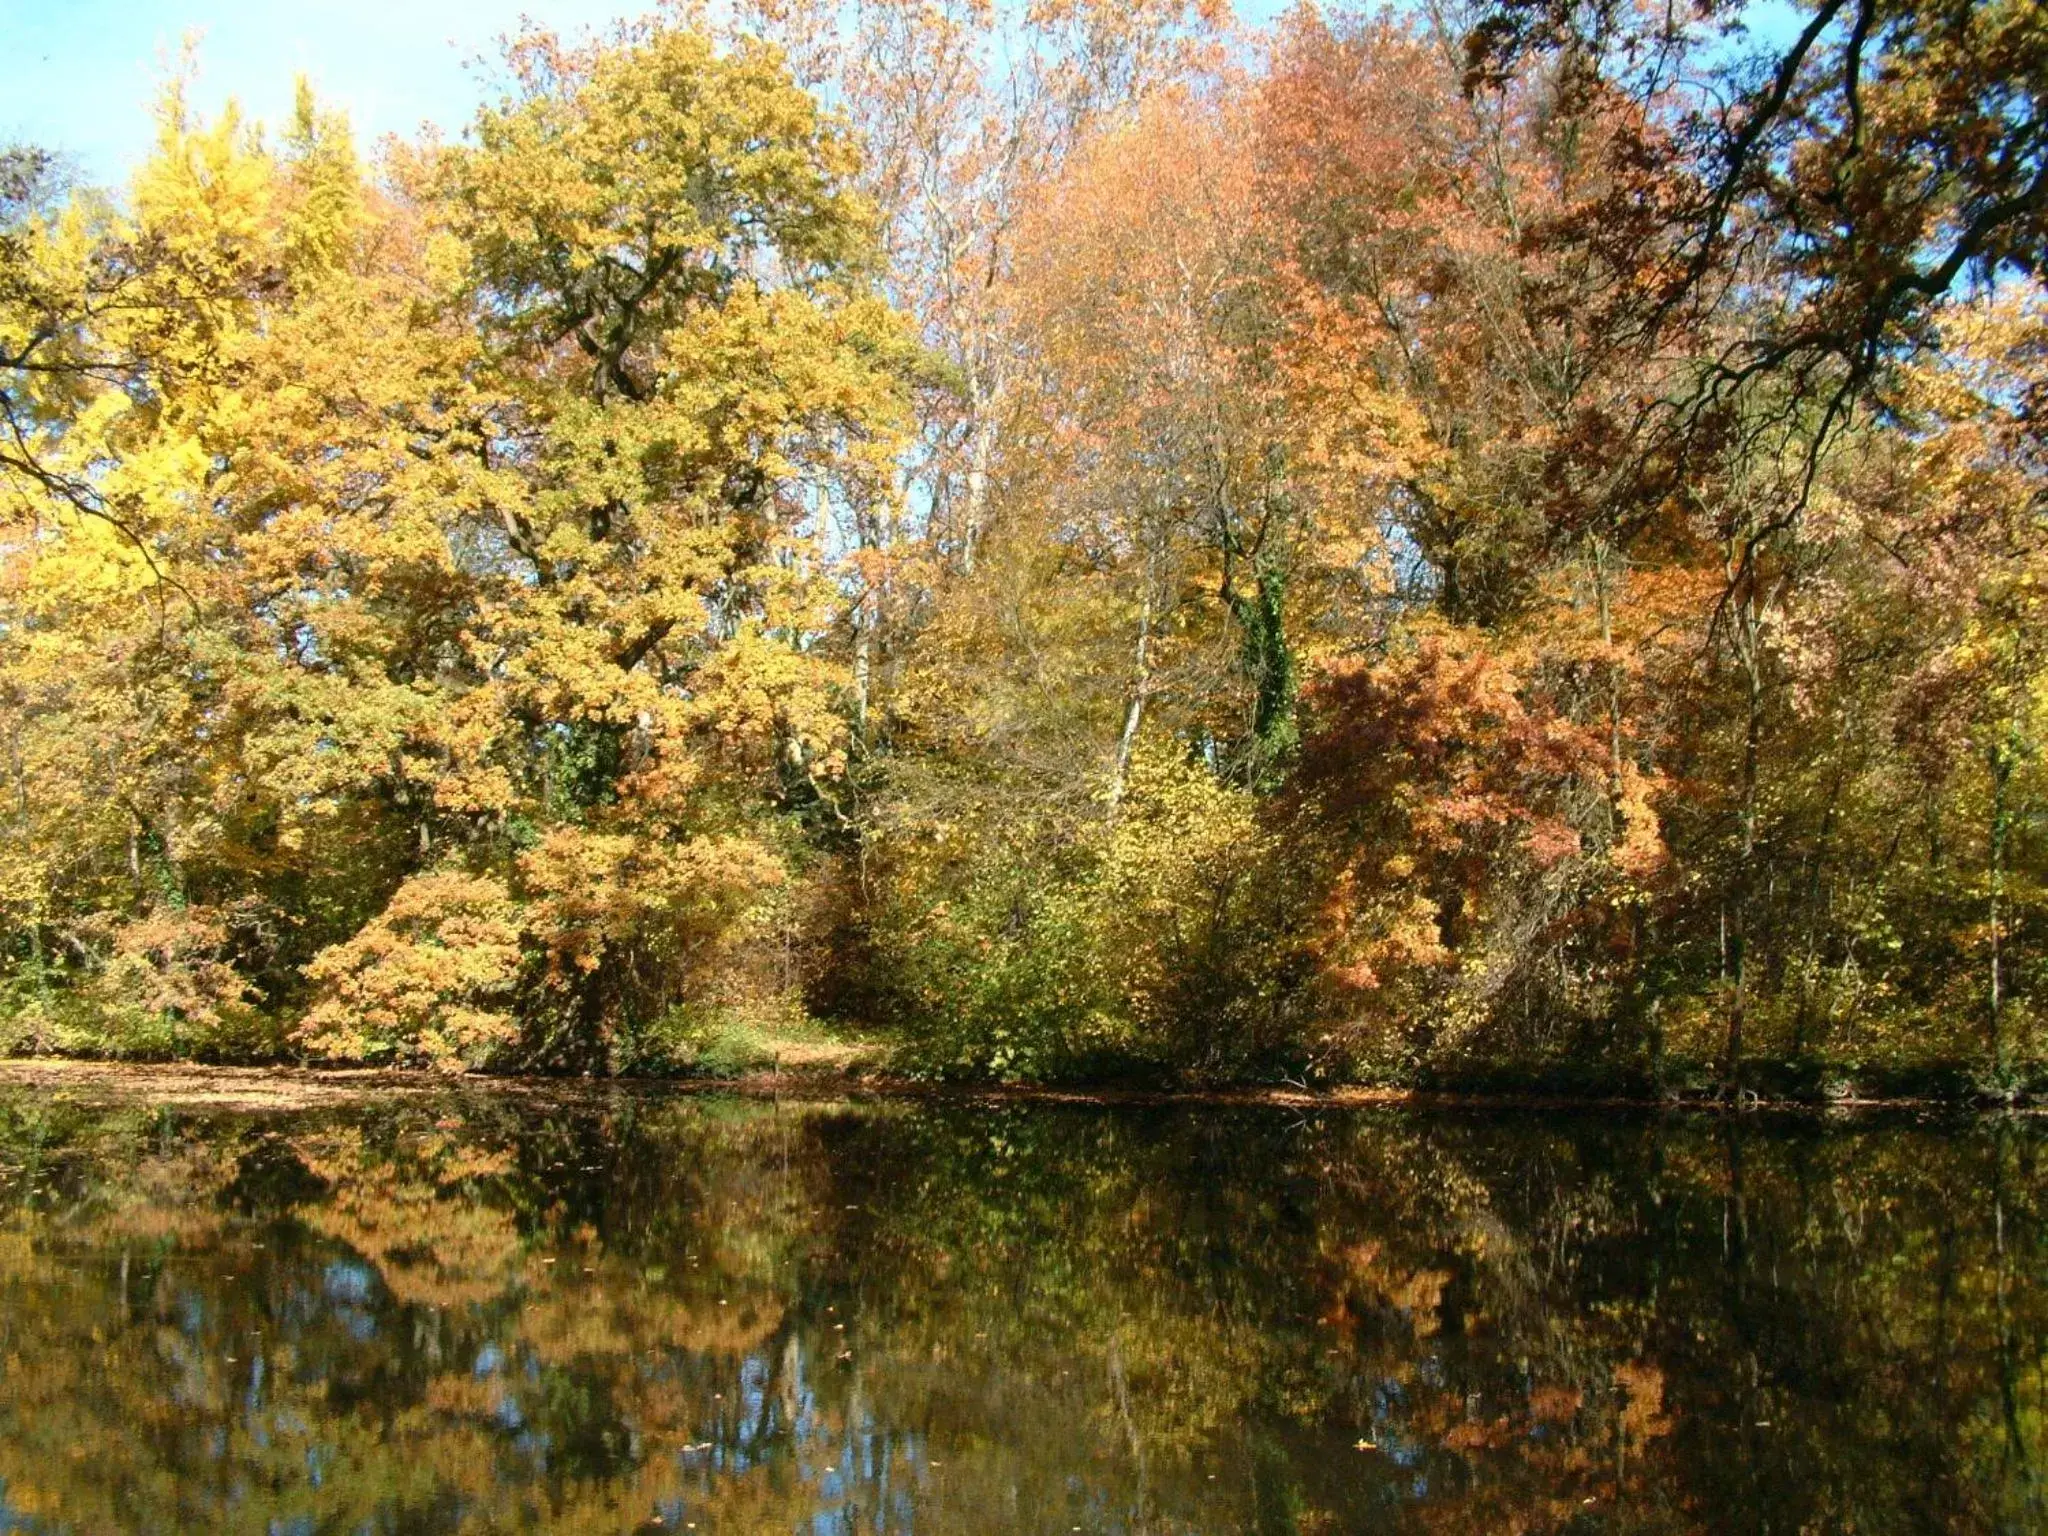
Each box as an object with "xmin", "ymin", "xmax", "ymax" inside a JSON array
[{"xmin": 4, "ymin": 1, "xmax": 2047, "ymax": 1095}]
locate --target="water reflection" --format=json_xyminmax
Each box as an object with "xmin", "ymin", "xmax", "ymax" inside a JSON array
[{"xmin": 0, "ymin": 1090, "xmax": 2041, "ymax": 1533}]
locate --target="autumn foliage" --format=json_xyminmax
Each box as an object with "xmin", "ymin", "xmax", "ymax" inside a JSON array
[{"xmin": 4, "ymin": 2, "xmax": 2047, "ymax": 1092}]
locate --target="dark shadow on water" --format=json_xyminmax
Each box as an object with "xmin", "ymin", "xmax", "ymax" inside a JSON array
[{"xmin": 0, "ymin": 1087, "xmax": 2041, "ymax": 1532}]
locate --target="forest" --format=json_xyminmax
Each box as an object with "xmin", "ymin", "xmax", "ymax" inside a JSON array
[{"xmin": 3, "ymin": 0, "xmax": 2046, "ymax": 1096}]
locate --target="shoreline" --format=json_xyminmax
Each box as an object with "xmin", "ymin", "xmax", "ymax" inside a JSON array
[{"xmin": 0, "ymin": 1056, "xmax": 2037, "ymax": 1115}]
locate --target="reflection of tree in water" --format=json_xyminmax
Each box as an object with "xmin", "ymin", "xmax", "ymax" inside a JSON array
[{"xmin": 0, "ymin": 1094, "xmax": 2042, "ymax": 1532}]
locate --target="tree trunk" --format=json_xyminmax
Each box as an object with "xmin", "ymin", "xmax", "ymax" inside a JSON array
[
  {"xmin": 1724, "ymin": 548, "xmax": 1766, "ymax": 1096},
  {"xmin": 1726, "ymin": 654, "xmax": 1761, "ymax": 1092},
  {"xmin": 1989, "ymin": 704, "xmax": 2019, "ymax": 1079},
  {"xmin": 1109, "ymin": 550, "xmax": 1157, "ymax": 811},
  {"xmin": 853, "ymin": 583, "xmax": 877, "ymax": 730},
  {"xmin": 959, "ymin": 368, "xmax": 999, "ymax": 574}
]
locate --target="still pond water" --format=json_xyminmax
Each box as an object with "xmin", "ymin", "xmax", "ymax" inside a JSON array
[{"xmin": 0, "ymin": 1085, "xmax": 2042, "ymax": 1533}]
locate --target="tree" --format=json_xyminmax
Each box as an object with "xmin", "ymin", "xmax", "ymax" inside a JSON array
[
  {"xmin": 1465, "ymin": 0, "xmax": 2048, "ymax": 489},
  {"xmin": 0, "ymin": 24, "xmax": 916, "ymax": 1067}
]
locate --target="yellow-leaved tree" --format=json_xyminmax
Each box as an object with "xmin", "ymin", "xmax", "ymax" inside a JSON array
[{"xmin": 0, "ymin": 24, "xmax": 913, "ymax": 1068}]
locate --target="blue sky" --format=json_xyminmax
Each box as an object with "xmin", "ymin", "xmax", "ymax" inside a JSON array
[
  {"xmin": 7, "ymin": 0, "xmax": 1808, "ymax": 192},
  {"xmin": 5, "ymin": 0, "xmax": 1301, "ymax": 190},
  {"xmin": 5, "ymin": 0, "xmax": 676, "ymax": 187}
]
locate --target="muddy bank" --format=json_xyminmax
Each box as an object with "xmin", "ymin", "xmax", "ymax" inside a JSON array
[{"xmin": 2, "ymin": 1056, "xmax": 2038, "ymax": 1115}]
